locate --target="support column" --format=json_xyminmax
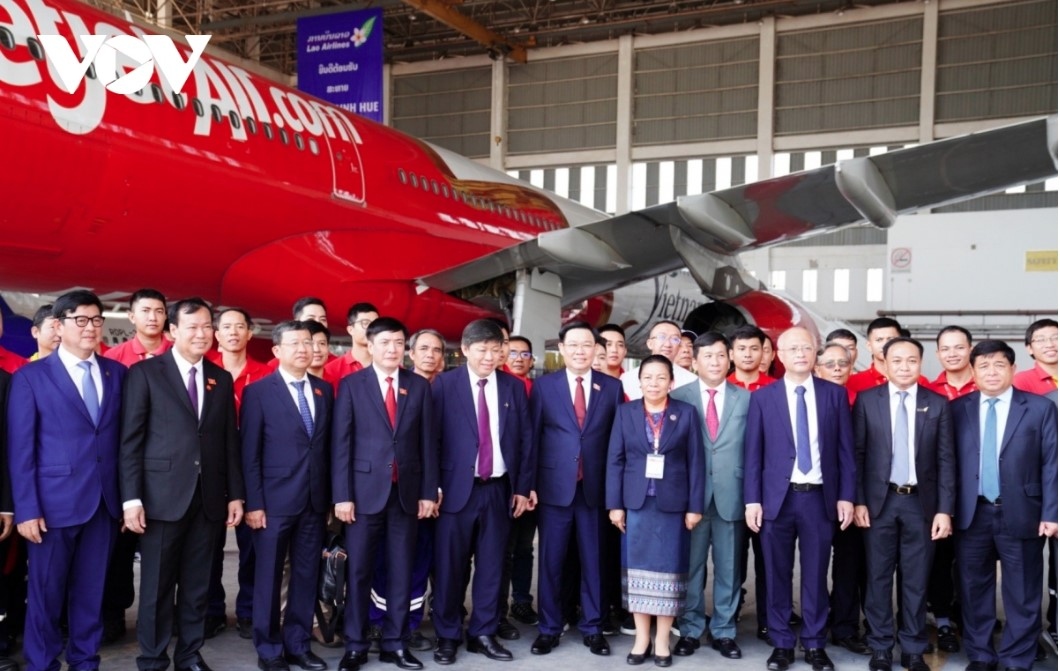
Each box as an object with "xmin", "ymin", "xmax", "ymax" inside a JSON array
[
  {"xmin": 510, "ymin": 269, "xmax": 563, "ymax": 357},
  {"xmin": 614, "ymin": 34, "xmax": 634, "ymax": 214},
  {"xmin": 919, "ymin": 0, "xmax": 939, "ymax": 143},
  {"xmin": 490, "ymin": 58, "xmax": 508, "ymax": 171},
  {"xmin": 756, "ymin": 16, "xmax": 776, "ymax": 179}
]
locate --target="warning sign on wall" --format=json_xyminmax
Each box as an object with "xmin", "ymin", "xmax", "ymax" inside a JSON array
[{"xmin": 890, "ymin": 247, "xmax": 912, "ymax": 274}]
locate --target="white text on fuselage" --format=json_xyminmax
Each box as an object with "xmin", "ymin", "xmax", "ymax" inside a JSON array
[{"xmin": 0, "ymin": 0, "xmax": 362, "ymax": 145}]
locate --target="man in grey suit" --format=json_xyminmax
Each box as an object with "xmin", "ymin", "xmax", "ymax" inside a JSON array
[
  {"xmin": 852, "ymin": 337, "xmax": 955, "ymax": 671},
  {"xmin": 672, "ymin": 332, "xmax": 751, "ymax": 659}
]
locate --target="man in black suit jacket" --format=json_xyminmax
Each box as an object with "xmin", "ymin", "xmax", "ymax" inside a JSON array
[
  {"xmin": 120, "ymin": 298, "xmax": 245, "ymax": 671},
  {"xmin": 242, "ymin": 321, "xmax": 332, "ymax": 671},
  {"xmin": 332, "ymin": 317, "xmax": 437, "ymax": 671},
  {"xmin": 952, "ymin": 340, "xmax": 1057, "ymax": 671},
  {"xmin": 852, "ymin": 337, "xmax": 955, "ymax": 671}
]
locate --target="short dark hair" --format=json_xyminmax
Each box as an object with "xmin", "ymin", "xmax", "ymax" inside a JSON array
[
  {"xmin": 882, "ymin": 336, "xmax": 923, "ymax": 358},
  {"xmin": 559, "ymin": 320, "xmax": 594, "ymax": 343},
  {"xmin": 595, "ymin": 334, "xmax": 608, "ymax": 347},
  {"xmin": 32, "ymin": 304, "xmax": 55, "ymax": 328},
  {"xmin": 1025, "ymin": 318, "xmax": 1058, "ymax": 345},
  {"xmin": 53, "ymin": 291, "xmax": 103, "ymax": 320},
  {"xmin": 346, "ymin": 302, "xmax": 379, "ymax": 325},
  {"xmin": 272, "ymin": 320, "xmax": 310, "ymax": 346},
  {"xmin": 305, "ymin": 320, "xmax": 330, "ymax": 342},
  {"xmin": 409, "ymin": 329, "xmax": 445, "ymax": 352},
  {"xmin": 818, "ymin": 341, "xmax": 852, "ymax": 358},
  {"xmin": 866, "ymin": 317, "xmax": 901, "ymax": 336},
  {"xmin": 638, "ymin": 354, "xmax": 674, "ymax": 380},
  {"xmin": 486, "ymin": 317, "xmax": 511, "ymax": 337},
  {"xmin": 680, "ymin": 329, "xmax": 697, "ymax": 342},
  {"xmin": 214, "ymin": 307, "xmax": 252, "ymax": 328},
  {"xmin": 129, "ymin": 288, "xmax": 166, "ymax": 309},
  {"xmin": 970, "ymin": 339, "xmax": 1015, "ymax": 365},
  {"xmin": 461, "ymin": 319, "xmax": 504, "ymax": 347},
  {"xmin": 292, "ymin": 297, "xmax": 326, "ymax": 318},
  {"xmin": 936, "ymin": 325, "xmax": 972, "ymax": 346},
  {"xmin": 509, "ymin": 335, "xmax": 532, "ymax": 353},
  {"xmin": 825, "ymin": 328, "xmax": 857, "ymax": 344},
  {"xmin": 599, "ymin": 323, "xmax": 626, "ymax": 339},
  {"xmin": 366, "ymin": 317, "xmax": 407, "ymax": 341},
  {"xmin": 729, "ymin": 325, "xmax": 767, "ymax": 346},
  {"xmin": 647, "ymin": 320, "xmax": 681, "ymax": 338},
  {"xmin": 168, "ymin": 297, "xmax": 213, "ymax": 327},
  {"xmin": 692, "ymin": 331, "xmax": 730, "ymax": 357}
]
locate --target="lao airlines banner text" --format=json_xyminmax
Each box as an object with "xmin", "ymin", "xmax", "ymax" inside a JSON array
[{"xmin": 296, "ymin": 8, "xmax": 383, "ymax": 122}]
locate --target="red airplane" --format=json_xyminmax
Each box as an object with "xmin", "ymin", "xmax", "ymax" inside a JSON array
[{"xmin": 0, "ymin": 0, "xmax": 1056, "ymax": 351}]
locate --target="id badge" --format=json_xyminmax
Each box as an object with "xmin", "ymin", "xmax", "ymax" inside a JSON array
[{"xmin": 645, "ymin": 453, "xmax": 665, "ymax": 480}]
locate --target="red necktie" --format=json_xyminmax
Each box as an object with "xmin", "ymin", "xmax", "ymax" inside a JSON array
[
  {"xmin": 386, "ymin": 376, "xmax": 398, "ymax": 482},
  {"xmin": 575, "ymin": 376, "xmax": 586, "ymax": 481},
  {"xmin": 706, "ymin": 388, "xmax": 719, "ymax": 441}
]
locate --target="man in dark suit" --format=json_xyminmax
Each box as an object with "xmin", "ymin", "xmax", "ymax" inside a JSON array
[
  {"xmin": 528, "ymin": 321, "xmax": 622, "ymax": 657},
  {"xmin": 745, "ymin": 326, "xmax": 856, "ymax": 671},
  {"xmin": 672, "ymin": 332, "xmax": 751, "ymax": 659},
  {"xmin": 242, "ymin": 320, "xmax": 332, "ymax": 671},
  {"xmin": 952, "ymin": 339, "xmax": 1057, "ymax": 671},
  {"xmin": 7, "ymin": 290, "xmax": 126, "ymax": 671},
  {"xmin": 120, "ymin": 297, "xmax": 245, "ymax": 671},
  {"xmin": 0, "ymin": 369, "xmax": 13, "ymax": 671},
  {"xmin": 431, "ymin": 319, "xmax": 534, "ymax": 665},
  {"xmin": 852, "ymin": 337, "xmax": 956, "ymax": 671},
  {"xmin": 332, "ymin": 317, "xmax": 437, "ymax": 671}
]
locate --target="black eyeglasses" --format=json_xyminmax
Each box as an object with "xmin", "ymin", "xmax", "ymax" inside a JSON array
[{"xmin": 64, "ymin": 315, "xmax": 105, "ymax": 328}]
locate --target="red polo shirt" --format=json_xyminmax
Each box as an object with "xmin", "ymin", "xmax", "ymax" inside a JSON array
[
  {"xmin": 104, "ymin": 337, "xmax": 172, "ymax": 366},
  {"xmin": 0, "ymin": 346, "xmax": 26, "ymax": 374},
  {"xmin": 1013, "ymin": 362, "xmax": 1058, "ymax": 395},
  {"xmin": 928, "ymin": 371, "xmax": 978, "ymax": 401},
  {"xmin": 727, "ymin": 371, "xmax": 776, "ymax": 392},
  {"xmin": 206, "ymin": 351, "xmax": 270, "ymax": 417},
  {"xmin": 324, "ymin": 352, "xmax": 364, "ymax": 390}
]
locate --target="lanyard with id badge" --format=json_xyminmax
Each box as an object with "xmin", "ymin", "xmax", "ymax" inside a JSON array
[{"xmin": 645, "ymin": 402, "xmax": 667, "ymax": 480}]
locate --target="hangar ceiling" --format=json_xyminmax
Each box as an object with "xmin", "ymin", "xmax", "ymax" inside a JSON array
[{"xmin": 86, "ymin": 0, "xmax": 908, "ymax": 75}]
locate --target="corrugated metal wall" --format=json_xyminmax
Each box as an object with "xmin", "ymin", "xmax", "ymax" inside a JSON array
[
  {"xmin": 936, "ymin": 0, "xmax": 1057, "ymax": 122},
  {"xmin": 391, "ymin": 67, "xmax": 492, "ymax": 158},
  {"xmin": 507, "ymin": 55, "xmax": 618, "ymax": 155},
  {"xmin": 632, "ymin": 37, "xmax": 759, "ymax": 146},
  {"xmin": 775, "ymin": 18, "xmax": 923, "ymax": 135}
]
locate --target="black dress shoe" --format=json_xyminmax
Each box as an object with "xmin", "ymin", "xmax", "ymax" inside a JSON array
[
  {"xmin": 258, "ymin": 658, "xmax": 290, "ymax": 671},
  {"xmin": 965, "ymin": 663, "xmax": 998, "ymax": 671},
  {"xmin": 626, "ymin": 641, "xmax": 653, "ymax": 665},
  {"xmin": 496, "ymin": 618, "xmax": 520, "ymax": 641},
  {"xmin": 466, "ymin": 634, "xmax": 513, "ymax": 661},
  {"xmin": 338, "ymin": 651, "xmax": 369, "ymax": 671},
  {"xmin": 767, "ymin": 648, "xmax": 795, "ymax": 671},
  {"xmin": 433, "ymin": 639, "xmax": 458, "ymax": 666},
  {"xmin": 804, "ymin": 648, "xmax": 835, "ymax": 671},
  {"xmin": 204, "ymin": 614, "xmax": 227, "ymax": 639},
  {"xmin": 1035, "ymin": 641, "xmax": 1047, "ymax": 661},
  {"xmin": 869, "ymin": 649, "xmax": 892, "ymax": 671},
  {"xmin": 379, "ymin": 649, "xmax": 423, "ymax": 670},
  {"xmin": 407, "ymin": 630, "xmax": 434, "ymax": 652},
  {"xmin": 758, "ymin": 626, "xmax": 776, "ymax": 646},
  {"xmin": 531, "ymin": 634, "xmax": 560, "ymax": 655},
  {"xmin": 937, "ymin": 625, "xmax": 960, "ymax": 652},
  {"xmin": 655, "ymin": 654, "xmax": 672, "ymax": 667},
  {"xmin": 833, "ymin": 635, "xmax": 870, "ymax": 655},
  {"xmin": 674, "ymin": 636, "xmax": 700, "ymax": 656},
  {"xmin": 584, "ymin": 633, "xmax": 610, "ymax": 656},
  {"xmin": 177, "ymin": 661, "xmax": 215, "ymax": 671},
  {"xmin": 285, "ymin": 651, "xmax": 327, "ymax": 671},
  {"xmin": 712, "ymin": 637, "xmax": 742, "ymax": 659},
  {"xmin": 237, "ymin": 617, "xmax": 254, "ymax": 640},
  {"xmin": 101, "ymin": 617, "xmax": 126, "ymax": 645},
  {"xmin": 901, "ymin": 654, "xmax": 929, "ymax": 671},
  {"xmin": 790, "ymin": 613, "xmax": 803, "ymax": 626}
]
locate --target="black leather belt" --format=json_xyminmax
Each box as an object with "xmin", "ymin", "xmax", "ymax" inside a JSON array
[
  {"xmin": 889, "ymin": 484, "xmax": 918, "ymax": 495},
  {"xmin": 977, "ymin": 495, "xmax": 1002, "ymax": 506},
  {"xmin": 790, "ymin": 483, "xmax": 822, "ymax": 492},
  {"xmin": 474, "ymin": 476, "xmax": 506, "ymax": 486}
]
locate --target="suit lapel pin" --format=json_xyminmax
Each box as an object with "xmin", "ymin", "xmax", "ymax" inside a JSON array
[
  {"xmin": 592, "ymin": 383, "xmax": 601, "ymax": 391},
  {"xmin": 669, "ymin": 414, "xmax": 677, "ymax": 421},
  {"xmin": 399, "ymin": 388, "xmax": 408, "ymax": 396},
  {"xmin": 206, "ymin": 377, "xmax": 217, "ymax": 391},
  {"xmin": 916, "ymin": 407, "xmax": 928, "ymax": 413},
  {"xmin": 313, "ymin": 388, "xmax": 323, "ymax": 397},
  {"xmin": 504, "ymin": 402, "xmax": 510, "ymax": 408}
]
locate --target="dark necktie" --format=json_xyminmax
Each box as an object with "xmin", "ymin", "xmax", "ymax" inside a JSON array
[
  {"xmin": 477, "ymin": 378, "xmax": 493, "ymax": 480},
  {"xmin": 386, "ymin": 376, "xmax": 399, "ymax": 482},
  {"xmin": 706, "ymin": 388, "xmax": 719, "ymax": 441},
  {"xmin": 890, "ymin": 390, "xmax": 910, "ymax": 484},
  {"xmin": 574, "ymin": 376, "xmax": 586, "ymax": 481},
  {"xmin": 981, "ymin": 398, "xmax": 1000, "ymax": 501},
  {"xmin": 291, "ymin": 380, "xmax": 314, "ymax": 436},
  {"xmin": 187, "ymin": 366, "xmax": 199, "ymax": 417},
  {"xmin": 795, "ymin": 386, "xmax": 811, "ymax": 474},
  {"xmin": 78, "ymin": 360, "xmax": 100, "ymax": 425}
]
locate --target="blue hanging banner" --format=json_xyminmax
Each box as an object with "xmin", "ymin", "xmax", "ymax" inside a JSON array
[{"xmin": 296, "ymin": 8, "xmax": 384, "ymax": 122}]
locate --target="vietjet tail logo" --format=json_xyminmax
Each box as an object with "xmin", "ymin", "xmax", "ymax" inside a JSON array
[{"xmin": 35, "ymin": 34, "xmax": 210, "ymax": 94}]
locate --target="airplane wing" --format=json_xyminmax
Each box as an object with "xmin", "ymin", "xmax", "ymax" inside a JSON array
[{"xmin": 421, "ymin": 116, "xmax": 1058, "ymax": 304}]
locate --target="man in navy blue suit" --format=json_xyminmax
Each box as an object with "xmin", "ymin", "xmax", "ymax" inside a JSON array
[
  {"xmin": 333, "ymin": 317, "xmax": 437, "ymax": 671},
  {"xmin": 528, "ymin": 321, "xmax": 622, "ymax": 657},
  {"xmin": 952, "ymin": 339, "xmax": 1057, "ymax": 671},
  {"xmin": 242, "ymin": 321, "xmax": 333, "ymax": 671},
  {"xmin": 744, "ymin": 327, "xmax": 855, "ymax": 671},
  {"xmin": 7, "ymin": 290, "xmax": 127, "ymax": 671},
  {"xmin": 431, "ymin": 319, "xmax": 534, "ymax": 665}
]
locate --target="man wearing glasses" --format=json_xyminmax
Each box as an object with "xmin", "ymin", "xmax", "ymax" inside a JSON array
[
  {"xmin": 816, "ymin": 342, "xmax": 855, "ymax": 406},
  {"xmin": 620, "ymin": 321, "xmax": 697, "ymax": 400},
  {"xmin": 7, "ymin": 290, "xmax": 127, "ymax": 671},
  {"xmin": 1014, "ymin": 318, "xmax": 1058, "ymax": 395},
  {"xmin": 324, "ymin": 303, "xmax": 379, "ymax": 389}
]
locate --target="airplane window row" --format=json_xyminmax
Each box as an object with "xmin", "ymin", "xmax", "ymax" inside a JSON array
[
  {"xmin": 395, "ymin": 168, "xmax": 560, "ymax": 231},
  {"xmin": 3, "ymin": 33, "xmax": 320, "ymax": 156}
]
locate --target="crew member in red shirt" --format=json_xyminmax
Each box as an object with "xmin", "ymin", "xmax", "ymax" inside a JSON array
[
  {"xmin": 1014, "ymin": 318, "xmax": 1058, "ymax": 394},
  {"xmin": 847, "ymin": 318, "xmax": 929, "ymax": 394},
  {"xmin": 103, "ymin": 288, "xmax": 171, "ymax": 366},
  {"xmin": 207, "ymin": 307, "xmax": 270, "ymax": 417},
  {"xmin": 266, "ymin": 297, "xmax": 337, "ymax": 371},
  {"xmin": 28, "ymin": 304, "xmax": 60, "ymax": 361},
  {"xmin": 929, "ymin": 326, "xmax": 977, "ymax": 401},
  {"xmin": 727, "ymin": 325, "xmax": 775, "ymax": 391},
  {"xmin": 306, "ymin": 320, "xmax": 331, "ymax": 381},
  {"xmin": 506, "ymin": 335, "xmax": 534, "ymax": 395},
  {"xmin": 598, "ymin": 324, "xmax": 627, "ymax": 379},
  {"xmin": 323, "ymin": 302, "xmax": 377, "ymax": 387}
]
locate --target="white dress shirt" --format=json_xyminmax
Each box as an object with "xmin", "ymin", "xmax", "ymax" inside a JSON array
[
  {"xmin": 621, "ymin": 364, "xmax": 697, "ymax": 400},
  {"xmin": 372, "ymin": 364, "xmax": 402, "ymax": 408},
  {"xmin": 171, "ymin": 350, "xmax": 204, "ymax": 420},
  {"xmin": 469, "ymin": 368, "xmax": 506, "ymax": 477},
  {"xmin": 701, "ymin": 380, "xmax": 726, "ymax": 427},
  {"xmin": 978, "ymin": 386, "xmax": 1013, "ymax": 494},
  {"xmin": 56, "ymin": 346, "xmax": 103, "ymax": 404},
  {"xmin": 888, "ymin": 383, "xmax": 918, "ymax": 485},
  {"xmin": 566, "ymin": 369, "xmax": 592, "ymax": 412},
  {"xmin": 278, "ymin": 367, "xmax": 316, "ymax": 421},
  {"xmin": 785, "ymin": 377, "xmax": 823, "ymax": 485}
]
